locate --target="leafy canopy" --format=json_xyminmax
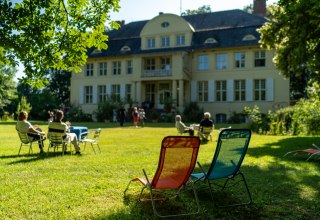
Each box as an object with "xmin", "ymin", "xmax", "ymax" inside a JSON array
[
  {"xmin": 0, "ymin": 0, "xmax": 120, "ymax": 87},
  {"xmin": 0, "ymin": 64, "xmax": 17, "ymax": 113},
  {"xmin": 258, "ymin": 0, "xmax": 320, "ymax": 81},
  {"xmin": 181, "ymin": 5, "xmax": 211, "ymax": 16}
]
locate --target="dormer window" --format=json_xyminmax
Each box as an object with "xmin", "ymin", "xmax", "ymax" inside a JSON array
[
  {"xmin": 91, "ymin": 49, "xmax": 102, "ymax": 55},
  {"xmin": 161, "ymin": 22, "xmax": 170, "ymax": 28},
  {"xmin": 121, "ymin": 46, "xmax": 131, "ymax": 52},
  {"xmin": 204, "ymin": 38, "xmax": 218, "ymax": 44},
  {"xmin": 242, "ymin": 34, "xmax": 256, "ymax": 41}
]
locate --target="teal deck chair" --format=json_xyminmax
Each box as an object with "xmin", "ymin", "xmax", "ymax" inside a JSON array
[
  {"xmin": 191, "ymin": 128, "xmax": 252, "ymax": 207},
  {"xmin": 124, "ymin": 136, "xmax": 201, "ymax": 218}
]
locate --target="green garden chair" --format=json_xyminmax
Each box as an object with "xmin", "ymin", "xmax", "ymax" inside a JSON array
[
  {"xmin": 124, "ymin": 136, "xmax": 201, "ymax": 218},
  {"xmin": 191, "ymin": 128, "xmax": 252, "ymax": 207}
]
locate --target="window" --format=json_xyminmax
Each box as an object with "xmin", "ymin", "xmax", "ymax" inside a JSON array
[
  {"xmin": 161, "ymin": 57, "xmax": 170, "ymax": 70},
  {"xmin": 204, "ymin": 37, "xmax": 218, "ymax": 44},
  {"xmin": 99, "ymin": 62, "xmax": 107, "ymax": 76},
  {"xmin": 146, "ymin": 83, "xmax": 155, "ymax": 103},
  {"xmin": 145, "ymin": 58, "xmax": 155, "ymax": 70},
  {"xmin": 216, "ymin": 53, "xmax": 227, "ymax": 70},
  {"xmin": 147, "ymin": 38, "xmax": 155, "ymax": 48},
  {"xmin": 254, "ymin": 79, "xmax": 266, "ymax": 101},
  {"xmin": 127, "ymin": 60, "xmax": 132, "ymax": 74},
  {"xmin": 98, "ymin": 85, "xmax": 107, "ymax": 103},
  {"xmin": 198, "ymin": 81, "xmax": 208, "ymax": 102},
  {"xmin": 86, "ymin": 63, "xmax": 94, "ymax": 77},
  {"xmin": 111, "ymin": 84, "xmax": 121, "ymax": 101},
  {"xmin": 234, "ymin": 80, "xmax": 246, "ymax": 101},
  {"xmin": 197, "ymin": 55, "xmax": 208, "ymax": 70},
  {"xmin": 216, "ymin": 113, "xmax": 227, "ymax": 123},
  {"xmin": 125, "ymin": 84, "xmax": 132, "ymax": 102},
  {"xmin": 176, "ymin": 35, "xmax": 185, "ymax": 46},
  {"xmin": 216, "ymin": 80, "xmax": 227, "ymax": 101},
  {"xmin": 254, "ymin": 51, "xmax": 266, "ymax": 67},
  {"xmin": 234, "ymin": 52, "xmax": 245, "ymax": 68},
  {"xmin": 112, "ymin": 61, "xmax": 121, "ymax": 75},
  {"xmin": 161, "ymin": 22, "xmax": 170, "ymax": 28},
  {"xmin": 84, "ymin": 86, "xmax": 93, "ymax": 104},
  {"xmin": 161, "ymin": 36, "xmax": 170, "ymax": 47}
]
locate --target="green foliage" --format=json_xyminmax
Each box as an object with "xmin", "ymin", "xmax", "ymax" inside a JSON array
[
  {"xmin": 0, "ymin": 0, "xmax": 120, "ymax": 87},
  {"xmin": 182, "ymin": 102, "xmax": 203, "ymax": 123},
  {"xmin": 268, "ymin": 107, "xmax": 294, "ymax": 135},
  {"xmin": 181, "ymin": 5, "xmax": 211, "ymax": 15},
  {"xmin": 65, "ymin": 105, "xmax": 92, "ymax": 122},
  {"xmin": 259, "ymin": 1, "xmax": 320, "ymax": 88},
  {"xmin": 291, "ymin": 82, "xmax": 320, "ymax": 135},
  {"xmin": 0, "ymin": 65, "xmax": 17, "ymax": 114},
  {"xmin": 94, "ymin": 95, "xmax": 122, "ymax": 122},
  {"xmin": 243, "ymin": 105, "xmax": 269, "ymax": 133},
  {"xmin": 16, "ymin": 96, "xmax": 32, "ymax": 117}
]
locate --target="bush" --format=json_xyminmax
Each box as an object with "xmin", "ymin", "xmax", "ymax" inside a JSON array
[
  {"xmin": 182, "ymin": 102, "xmax": 203, "ymax": 123},
  {"xmin": 94, "ymin": 96, "xmax": 122, "ymax": 122},
  {"xmin": 65, "ymin": 105, "xmax": 92, "ymax": 122}
]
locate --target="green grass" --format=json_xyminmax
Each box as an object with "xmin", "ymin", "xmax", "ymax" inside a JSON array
[{"xmin": 0, "ymin": 121, "xmax": 319, "ymax": 219}]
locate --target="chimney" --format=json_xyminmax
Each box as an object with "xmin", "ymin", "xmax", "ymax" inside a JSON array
[
  {"xmin": 253, "ymin": 0, "xmax": 266, "ymax": 17},
  {"xmin": 116, "ymin": 20, "xmax": 125, "ymax": 27},
  {"xmin": 159, "ymin": 12, "xmax": 163, "ymax": 15}
]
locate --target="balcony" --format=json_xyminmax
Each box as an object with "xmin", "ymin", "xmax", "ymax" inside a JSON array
[{"xmin": 142, "ymin": 69, "xmax": 172, "ymax": 77}]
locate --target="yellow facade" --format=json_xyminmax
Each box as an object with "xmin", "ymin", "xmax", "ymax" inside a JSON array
[{"xmin": 70, "ymin": 12, "xmax": 289, "ymax": 122}]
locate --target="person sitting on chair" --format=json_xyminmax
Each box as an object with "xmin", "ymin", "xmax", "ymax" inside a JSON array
[
  {"xmin": 48, "ymin": 110, "xmax": 81, "ymax": 155},
  {"xmin": 198, "ymin": 112, "xmax": 214, "ymax": 141},
  {"xmin": 175, "ymin": 115, "xmax": 194, "ymax": 136},
  {"xmin": 16, "ymin": 111, "xmax": 46, "ymax": 154}
]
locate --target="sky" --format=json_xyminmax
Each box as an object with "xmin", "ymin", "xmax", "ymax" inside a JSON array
[{"xmin": 14, "ymin": 0, "xmax": 278, "ymax": 81}]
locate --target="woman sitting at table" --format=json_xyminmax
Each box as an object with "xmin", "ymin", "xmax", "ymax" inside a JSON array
[{"xmin": 48, "ymin": 110, "xmax": 81, "ymax": 155}]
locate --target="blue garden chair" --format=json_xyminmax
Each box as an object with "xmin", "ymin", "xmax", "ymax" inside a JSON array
[{"xmin": 191, "ymin": 128, "xmax": 252, "ymax": 207}]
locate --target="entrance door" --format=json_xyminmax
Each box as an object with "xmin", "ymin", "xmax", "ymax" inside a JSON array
[{"xmin": 158, "ymin": 90, "xmax": 171, "ymax": 109}]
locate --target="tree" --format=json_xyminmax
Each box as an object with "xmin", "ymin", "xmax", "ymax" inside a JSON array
[
  {"xmin": 181, "ymin": 5, "xmax": 211, "ymax": 16},
  {"xmin": 0, "ymin": 0, "xmax": 120, "ymax": 88},
  {"xmin": 0, "ymin": 64, "xmax": 17, "ymax": 115},
  {"xmin": 258, "ymin": 1, "xmax": 320, "ymax": 93},
  {"xmin": 16, "ymin": 96, "xmax": 32, "ymax": 116}
]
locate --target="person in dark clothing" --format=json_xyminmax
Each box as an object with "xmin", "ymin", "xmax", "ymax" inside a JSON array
[
  {"xmin": 119, "ymin": 106, "xmax": 126, "ymax": 127},
  {"xmin": 199, "ymin": 112, "xmax": 214, "ymax": 141}
]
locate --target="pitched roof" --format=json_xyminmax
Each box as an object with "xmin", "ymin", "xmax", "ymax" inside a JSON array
[{"xmin": 88, "ymin": 9, "xmax": 267, "ymax": 58}]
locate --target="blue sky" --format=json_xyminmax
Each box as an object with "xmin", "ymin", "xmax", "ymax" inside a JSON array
[{"xmin": 15, "ymin": 0, "xmax": 278, "ymax": 80}]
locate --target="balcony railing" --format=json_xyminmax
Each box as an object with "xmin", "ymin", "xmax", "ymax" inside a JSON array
[{"xmin": 142, "ymin": 69, "xmax": 172, "ymax": 77}]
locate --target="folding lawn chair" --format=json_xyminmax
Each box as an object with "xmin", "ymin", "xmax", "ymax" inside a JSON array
[
  {"xmin": 283, "ymin": 144, "xmax": 320, "ymax": 161},
  {"xmin": 198, "ymin": 126, "xmax": 214, "ymax": 142},
  {"xmin": 47, "ymin": 131, "xmax": 72, "ymax": 156},
  {"xmin": 16, "ymin": 129, "xmax": 44, "ymax": 156},
  {"xmin": 191, "ymin": 128, "xmax": 252, "ymax": 207},
  {"xmin": 80, "ymin": 128, "xmax": 101, "ymax": 154},
  {"xmin": 124, "ymin": 136, "xmax": 201, "ymax": 218}
]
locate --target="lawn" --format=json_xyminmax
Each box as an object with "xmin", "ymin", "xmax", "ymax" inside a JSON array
[{"xmin": 0, "ymin": 121, "xmax": 319, "ymax": 219}]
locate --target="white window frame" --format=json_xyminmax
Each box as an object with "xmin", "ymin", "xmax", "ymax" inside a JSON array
[
  {"xmin": 147, "ymin": 38, "xmax": 155, "ymax": 48},
  {"xmin": 176, "ymin": 35, "xmax": 185, "ymax": 46},
  {"xmin": 111, "ymin": 84, "xmax": 121, "ymax": 101},
  {"xmin": 84, "ymin": 86, "xmax": 93, "ymax": 104},
  {"xmin": 98, "ymin": 85, "xmax": 107, "ymax": 103},
  {"xmin": 254, "ymin": 79, "xmax": 266, "ymax": 101},
  {"xmin": 254, "ymin": 51, "xmax": 266, "ymax": 67},
  {"xmin": 197, "ymin": 55, "xmax": 209, "ymax": 71},
  {"xmin": 216, "ymin": 80, "xmax": 227, "ymax": 102},
  {"xmin": 198, "ymin": 81, "xmax": 208, "ymax": 102},
  {"xmin": 112, "ymin": 61, "xmax": 121, "ymax": 75},
  {"xmin": 216, "ymin": 53, "xmax": 228, "ymax": 70},
  {"xmin": 161, "ymin": 36, "xmax": 170, "ymax": 47},
  {"xmin": 86, "ymin": 63, "xmax": 94, "ymax": 77},
  {"xmin": 234, "ymin": 52, "xmax": 246, "ymax": 68},
  {"xmin": 99, "ymin": 62, "xmax": 107, "ymax": 76},
  {"xmin": 127, "ymin": 60, "xmax": 132, "ymax": 74},
  {"xmin": 234, "ymin": 80, "xmax": 246, "ymax": 101}
]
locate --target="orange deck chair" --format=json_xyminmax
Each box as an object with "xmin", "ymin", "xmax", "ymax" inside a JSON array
[
  {"xmin": 124, "ymin": 136, "xmax": 201, "ymax": 218},
  {"xmin": 284, "ymin": 144, "xmax": 320, "ymax": 161}
]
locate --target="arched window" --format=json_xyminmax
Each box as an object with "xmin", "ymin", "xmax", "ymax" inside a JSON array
[
  {"xmin": 121, "ymin": 46, "xmax": 131, "ymax": 52},
  {"xmin": 204, "ymin": 37, "xmax": 218, "ymax": 44},
  {"xmin": 242, "ymin": 34, "xmax": 256, "ymax": 41}
]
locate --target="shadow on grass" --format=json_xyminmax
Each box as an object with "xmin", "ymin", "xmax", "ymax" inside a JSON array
[
  {"xmin": 4, "ymin": 151, "xmax": 79, "ymax": 165},
  {"xmin": 97, "ymin": 136, "xmax": 320, "ymax": 219}
]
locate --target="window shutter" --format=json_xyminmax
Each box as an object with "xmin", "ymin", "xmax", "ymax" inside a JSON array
[
  {"xmin": 191, "ymin": 80, "xmax": 197, "ymax": 102},
  {"xmin": 208, "ymin": 80, "xmax": 214, "ymax": 102},
  {"xmin": 79, "ymin": 86, "xmax": 84, "ymax": 104},
  {"xmin": 92, "ymin": 85, "xmax": 97, "ymax": 104},
  {"xmin": 120, "ymin": 83, "xmax": 125, "ymax": 99},
  {"xmin": 246, "ymin": 79, "xmax": 253, "ymax": 101},
  {"xmin": 106, "ymin": 83, "xmax": 111, "ymax": 96},
  {"xmin": 266, "ymin": 78, "xmax": 274, "ymax": 101},
  {"xmin": 227, "ymin": 79, "xmax": 233, "ymax": 102}
]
